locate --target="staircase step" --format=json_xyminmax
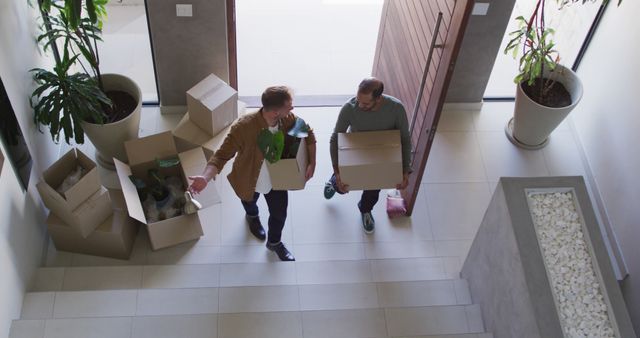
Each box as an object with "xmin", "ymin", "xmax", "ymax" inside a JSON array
[{"xmin": 11, "ymin": 306, "xmax": 486, "ymax": 338}]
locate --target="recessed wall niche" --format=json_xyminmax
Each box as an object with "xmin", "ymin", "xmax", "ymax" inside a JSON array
[{"xmin": 0, "ymin": 77, "xmax": 33, "ymax": 190}]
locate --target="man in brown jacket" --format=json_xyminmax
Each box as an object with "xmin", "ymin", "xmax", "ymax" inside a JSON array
[{"xmin": 188, "ymin": 86, "xmax": 316, "ymax": 261}]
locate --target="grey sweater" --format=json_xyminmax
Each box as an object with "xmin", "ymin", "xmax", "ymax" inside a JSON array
[{"xmin": 330, "ymin": 95, "xmax": 412, "ymax": 173}]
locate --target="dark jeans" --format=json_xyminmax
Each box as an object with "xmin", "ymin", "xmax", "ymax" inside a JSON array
[
  {"xmin": 329, "ymin": 174, "xmax": 380, "ymax": 213},
  {"xmin": 241, "ymin": 190, "xmax": 288, "ymax": 244}
]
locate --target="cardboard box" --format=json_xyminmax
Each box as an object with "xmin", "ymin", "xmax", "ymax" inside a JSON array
[
  {"xmin": 186, "ymin": 73, "xmax": 238, "ymax": 137},
  {"xmin": 267, "ymin": 137, "xmax": 308, "ymax": 190},
  {"xmin": 46, "ymin": 190, "xmax": 139, "ymax": 260},
  {"xmin": 172, "ymin": 101, "xmax": 246, "ymax": 157},
  {"xmin": 36, "ymin": 148, "xmax": 112, "ymax": 237},
  {"xmin": 338, "ymin": 130, "xmax": 403, "ymax": 190},
  {"xmin": 115, "ymin": 131, "xmax": 220, "ymax": 250}
]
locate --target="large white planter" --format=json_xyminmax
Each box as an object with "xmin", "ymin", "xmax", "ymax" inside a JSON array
[
  {"xmin": 506, "ymin": 65, "xmax": 583, "ymax": 149},
  {"xmin": 81, "ymin": 74, "xmax": 141, "ymax": 170}
]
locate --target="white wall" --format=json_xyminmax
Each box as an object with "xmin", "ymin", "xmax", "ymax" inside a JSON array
[
  {"xmin": 572, "ymin": 0, "xmax": 640, "ymax": 331},
  {"xmin": 0, "ymin": 0, "xmax": 62, "ymax": 336}
]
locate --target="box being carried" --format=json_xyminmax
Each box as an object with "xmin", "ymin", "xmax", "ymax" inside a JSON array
[
  {"xmin": 338, "ymin": 130, "xmax": 403, "ymax": 190},
  {"xmin": 267, "ymin": 136, "xmax": 309, "ymax": 190},
  {"xmin": 186, "ymin": 73, "xmax": 238, "ymax": 137},
  {"xmin": 46, "ymin": 190, "xmax": 139, "ymax": 260},
  {"xmin": 36, "ymin": 148, "xmax": 112, "ymax": 237},
  {"xmin": 114, "ymin": 132, "xmax": 221, "ymax": 250}
]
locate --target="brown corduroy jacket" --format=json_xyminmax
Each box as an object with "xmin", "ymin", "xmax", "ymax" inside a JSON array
[{"xmin": 207, "ymin": 109, "xmax": 316, "ymax": 201}]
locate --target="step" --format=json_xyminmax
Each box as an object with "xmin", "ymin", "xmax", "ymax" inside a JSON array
[{"xmin": 10, "ymin": 306, "xmax": 488, "ymax": 338}]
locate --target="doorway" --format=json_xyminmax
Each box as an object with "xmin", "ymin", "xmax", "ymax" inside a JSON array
[{"xmin": 235, "ymin": 0, "xmax": 384, "ymax": 105}]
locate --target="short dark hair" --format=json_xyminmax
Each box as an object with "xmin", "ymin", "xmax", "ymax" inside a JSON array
[
  {"xmin": 357, "ymin": 77, "xmax": 384, "ymax": 98},
  {"xmin": 261, "ymin": 86, "xmax": 292, "ymax": 111}
]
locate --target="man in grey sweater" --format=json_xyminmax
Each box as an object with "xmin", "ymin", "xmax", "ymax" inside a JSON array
[{"xmin": 324, "ymin": 77, "xmax": 411, "ymax": 233}]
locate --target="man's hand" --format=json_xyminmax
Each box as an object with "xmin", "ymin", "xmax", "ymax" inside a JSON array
[
  {"xmin": 335, "ymin": 172, "xmax": 349, "ymax": 193},
  {"xmin": 188, "ymin": 164, "xmax": 219, "ymax": 194},
  {"xmin": 305, "ymin": 162, "xmax": 316, "ymax": 181},
  {"xmin": 396, "ymin": 173, "xmax": 409, "ymax": 190}
]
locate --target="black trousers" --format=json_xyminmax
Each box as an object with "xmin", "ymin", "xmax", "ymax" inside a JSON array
[
  {"xmin": 241, "ymin": 190, "xmax": 288, "ymax": 244},
  {"xmin": 329, "ymin": 174, "xmax": 380, "ymax": 213}
]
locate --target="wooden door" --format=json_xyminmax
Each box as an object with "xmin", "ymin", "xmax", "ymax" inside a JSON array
[{"xmin": 372, "ymin": 0, "xmax": 473, "ymax": 215}]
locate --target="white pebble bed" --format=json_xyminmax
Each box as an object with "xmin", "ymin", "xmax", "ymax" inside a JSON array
[{"xmin": 528, "ymin": 191, "xmax": 616, "ymax": 338}]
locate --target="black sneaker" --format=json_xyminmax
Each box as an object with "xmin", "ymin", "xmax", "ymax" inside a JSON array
[
  {"xmin": 266, "ymin": 242, "xmax": 295, "ymax": 261},
  {"xmin": 246, "ymin": 215, "xmax": 266, "ymax": 240},
  {"xmin": 361, "ymin": 211, "xmax": 375, "ymax": 234},
  {"xmin": 324, "ymin": 181, "xmax": 336, "ymax": 199}
]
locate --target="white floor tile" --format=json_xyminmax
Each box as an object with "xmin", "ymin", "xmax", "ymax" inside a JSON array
[
  {"xmin": 472, "ymin": 104, "xmax": 514, "ymax": 132},
  {"xmin": 146, "ymin": 243, "xmax": 221, "ymax": 265},
  {"xmin": 219, "ymin": 262, "xmax": 296, "ymax": 287},
  {"xmin": 131, "ymin": 314, "xmax": 218, "ymax": 338},
  {"xmin": 371, "ymin": 258, "xmax": 447, "ymax": 282},
  {"xmin": 44, "ymin": 317, "xmax": 132, "ymax": 338},
  {"xmin": 542, "ymin": 130, "xmax": 587, "ymax": 177},
  {"xmin": 377, "ymin": 280, "xmax": 457, "ymax": 307},
  {"xmin": 437, "ymin": 110, "xmax": 476, "ymax": 132},
  {"xmin": 296, "ymin": 260, "xmax": 373, "ymax": 285},
  {"xmin": 476, "ymin": 131, "xmax": 550, "ymax": 182},
  {"xmin": 9, "ymin": 320, "xmax": 45, "ymax": 338},
  {"xmin": 53, "ymin": 290, "xmax": 137, "ymax": 318},
  {"xmin": 195, "ymin": 205, "xmax": 223, "ymax": 246},
  {"xmin": 31, "ymin": 268, "xmax": 65, "ymax": 292},
  {"xmin": 61, "ymin": 266, "xmax": 142, "ymax": 291},
  {"xmin": 136, "ymin": 288, "xmax": 219, "ymax": 316},
  {"xmin": 434, "ymin": 240, "xmax": 473, "ymax": 260},
  {"xmin": 366, "ymin": 189, "xmax": 433, "ymax": 242},
  {"xmin": 142, "ymin": 265, "xmax": 220, "ymax": 289},
  {"xmin": 292, "ymin": 243, "xmax": 366, "ymax": 262},
  {"xmin": 443, "ymin": 256, "xmax": 464, "ymax": 279},
  {"xmin": 424, "ymin": 132, "xmax": 487, "ymax": 183},
  {"xmin": 218, "ymin": 285, "xmax": 299, "ymax": 313},
  {"xmin": 302, "ymin": 308, "xmax": 387, "ymax": 338},
  {"xmin": 289, "ymin": 189, "xmax": 365, "ymax": 244},
  {"xmin": 385, "ymin": 306, "xmax": 470, "ymax": 336},
  {"xmin": 218, "ymin": 244, "xmax": 280, "ymax": 264},
  {"xmin": 20, "ymin": 293, "xmax": 55, "ymax": 319},
  {"xmin": 218, "ymin": 311, "xmax": 303, "ymax": 338},
  {"xmin": 424, "ymin": 183, "xmax": 491, "ymax": 241},
  {"xmin": 364, "ymin": 240, "xmax": 436, "ymax": 260},
  {"xmin": 299, "ymin": 283, "xmax": 379, "ymax": 311}
]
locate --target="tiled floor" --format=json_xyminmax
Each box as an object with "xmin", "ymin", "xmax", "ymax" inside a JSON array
[{"xmin": 11, "ymin": 101, "xmax": 588, "ymax": 337}]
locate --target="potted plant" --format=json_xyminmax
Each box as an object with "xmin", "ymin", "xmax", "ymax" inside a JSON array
[
  {"xmin": 503, "ymin": 0, "xmax": 619, "ymax": 149},
  {"xmin": 30, "ymin": 0, "xmax": 141, "ymax": 169}
]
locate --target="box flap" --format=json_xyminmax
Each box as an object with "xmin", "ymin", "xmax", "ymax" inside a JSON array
[
  {"xmin": 124, "ymin": 131, "xmax": 177, "ymax": 166},
  {"xmin": 179, "ymin": 148, "xmax": 221, "ymax": 207},
  {"xmin": 338, "ymin": 130, "xmax": 401, "ymax": 150},
  {"xmin": 147, "ymin": 214, "xmax": 203, "ymax": 250},
  {"xmin": 187, "ymin": 74, "xmax": 237, "ymax": 110},
  {"xmin": 114, "ymin": 158, "xmax": 147, "ymax": 224},
  {"xmin": 173, "ymin": 112, "xmax": 214, "ymax": 144},
  {"xmin": 42, "ymin": 148, "xmax": 76, "ymax": 188}
]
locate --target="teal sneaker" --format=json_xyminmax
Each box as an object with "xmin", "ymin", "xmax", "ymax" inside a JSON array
[
  {"xmin": 361, "ymin": 212, "xmax": 375, "ymax": 234},
  {"xmin": 324, "ymin": 181, "xmax": 336, "ymax": 200}
]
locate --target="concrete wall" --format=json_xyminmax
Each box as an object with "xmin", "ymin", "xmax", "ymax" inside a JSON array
[
  {"xmin": 0, "ymin": 0, "xmax": 62, "ymax": 336},
  {"xmin": 570, "ymin": 0, "xmax": 640, "ymax": 331},
  {"xmin": 445, "ymin": 1, "xmax": 516, "ymax": 102},
  {"xmin": 146, "ymin": 0, "xmax": 229, "ymax": 112}
]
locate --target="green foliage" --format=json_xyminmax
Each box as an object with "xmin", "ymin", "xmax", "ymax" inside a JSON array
[
  {"xmin": 156, "ymin": 156, "xmax": 180, "ymax": 168},
  {"xmin": 257, "ymin": 129, "xmax": 284, "ymax": 163},
  {"xmin": 30, "ymin": 51, "xmax": 110, "ymax": 144},
  {"xmin": 128, "ymin": 158, "xmax": 180, "ymax": 202},
  {"xmin": 504, "ymin": 0, "xmax": 622, "ymax": 102}
]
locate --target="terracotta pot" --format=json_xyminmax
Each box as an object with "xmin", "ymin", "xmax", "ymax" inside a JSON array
[
  {"xmin": 506, "ymin": 64, "xmax": 583, "ymax": 149},
  {"xmin": 81, "ymin": 74, "xmax": 141, "ymax": 170}
]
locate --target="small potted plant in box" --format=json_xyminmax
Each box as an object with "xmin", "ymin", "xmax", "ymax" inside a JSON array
[{"xmin": 503, "ymin": 0, "xmax": 620, "ymax": 149}]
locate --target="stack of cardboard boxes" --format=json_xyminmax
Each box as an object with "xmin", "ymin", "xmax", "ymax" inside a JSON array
[{"xmin": 37, "ymin": 149, "xmax": 139, "ymax": 260}]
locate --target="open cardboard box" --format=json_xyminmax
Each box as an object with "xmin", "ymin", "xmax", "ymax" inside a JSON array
[
  {"xmin": 338, "ymin": 130, "xmax": 403, "ymax": 190},
  {"xmin": 46, "ymin": 190, "xmax": 139, "ymax": 260},
  {"xmin": 267, "ymin": 136, "xmax": 308, "ymax": 190},
  {"xmin": 186, "ymin": 73, "xmax": 238, "ymax": 138},
  {"xmin": 115, "ymin": 132, "xmax": 220, "ymax": 250},
  {"xmin": 36, "ymin": 148, "xmax": 112, "ymax": 237}
]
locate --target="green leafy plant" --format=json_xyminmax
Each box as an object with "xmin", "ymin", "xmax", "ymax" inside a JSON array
[
  {"xmin": 257, "ymin": 129, "xmax": 284, "ymax": 163},
  {"xmin": 128, "ymin": 157, "xmax": 180, "ymax": 205},
  {"xmin": 504, "ymin": 0, "xmax": 621, "ymax": 106},
  {"xmin": 30, "ymin": 51, "xmax": 110, "ymax": 144}
]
